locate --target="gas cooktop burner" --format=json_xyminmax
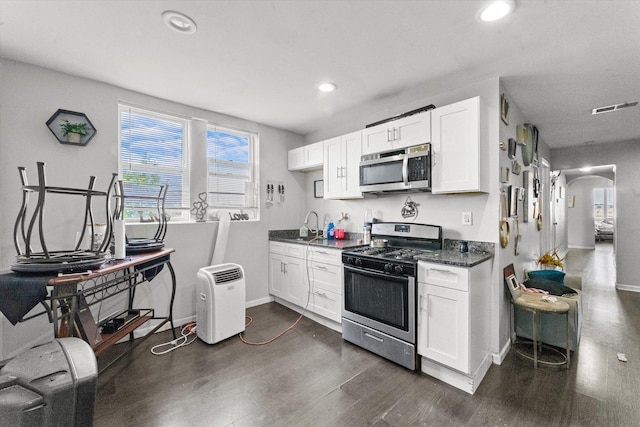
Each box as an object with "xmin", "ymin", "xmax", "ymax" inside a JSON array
[{"xmin": 348, "ymin": 246, "xmax": 435, "ymax": 262}]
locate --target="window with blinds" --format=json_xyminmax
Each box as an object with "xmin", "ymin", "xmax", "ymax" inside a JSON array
[
  {"xmin": 207, "ymin": 126, "xmax": 258, "ymax": 216},
  {"xmin": 119, "ymin": 105, "xmax": 190, "ymax": 221}
]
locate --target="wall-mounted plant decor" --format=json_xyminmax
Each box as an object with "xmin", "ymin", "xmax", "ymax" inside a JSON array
[{"xmin": 46, "ymin": 109, "xmax": 97, "ymax": 146}]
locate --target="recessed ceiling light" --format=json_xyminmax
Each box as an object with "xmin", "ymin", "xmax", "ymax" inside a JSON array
[
  {"xmin": 478, "ymin": 0, "xmax": 516, "ymax": 22},
  {"xmin": 163, "ymin": 11, "xmax": 197, "ymax": 34},
  {"xmin": 318, "ymin": 82, "xmax": 337, "ymax": 93}
]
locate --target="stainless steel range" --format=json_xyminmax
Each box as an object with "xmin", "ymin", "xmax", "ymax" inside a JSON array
[{"xmin": 341, "ymin": 222, "xmax": 442, "ymax": 370}]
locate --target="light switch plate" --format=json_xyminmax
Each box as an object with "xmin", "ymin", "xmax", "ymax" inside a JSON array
[{"xmin": 462, "ymin": 211, "xmax": 473, "ymax": 226}]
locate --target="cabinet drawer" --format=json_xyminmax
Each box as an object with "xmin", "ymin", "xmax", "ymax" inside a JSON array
[
  {"xmin": 309, "ymin": 262, "xmax": 342, "ymax": 294},
  {"xmin": 418, "ymin": 263, "xmax": 469, "ymax": 292},
  {"xmin": 269, "ymin": 241, "xmax": 285, "ymax": 255},
  {"xmin": 308, "ymin": 247, "xmax": 342, "ymax": 265},
  {"xmin": 285, "ymin": 243, "xmax": 306, "ymax": 259},
  {"xmin": 310, "ymin": 288, "xmax": 341, "ymax": 323}
]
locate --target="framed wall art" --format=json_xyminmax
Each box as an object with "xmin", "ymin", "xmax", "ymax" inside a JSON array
[
  {"xmin": 501, "ymin": 93, "xmax": 510, "ymax": 125},
  {"xmin": 314, "ymin": 180, "xmax": 324, "ymax": 198}
]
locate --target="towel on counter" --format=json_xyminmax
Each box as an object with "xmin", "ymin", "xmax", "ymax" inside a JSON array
[{"xmin": 0, "ymin": 271, "xmax": 50, "ymax": 325}]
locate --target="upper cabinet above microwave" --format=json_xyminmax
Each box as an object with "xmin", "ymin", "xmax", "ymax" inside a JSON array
[
  {"xmin": 362, "ymin": 111, "xmax": 431, "ymax": 156},
  {"xmin": 288, "ymin": 140, "xmax": 324, "ymax": 171},
  {"xmin": 431, "ymin": 96, "xmax": 487, "ymax": 194}
]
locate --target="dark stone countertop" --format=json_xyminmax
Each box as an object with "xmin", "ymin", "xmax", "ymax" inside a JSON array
[
  {"xmin": 414, "ymin": 249, "xmax": 493, "ymax": 268},
  {"xmin": 268, "ymin": 229, "xmax": 365, "ymax": 250},
  {"xmin": 268, "ymin": 231, "xmax": 494, "ymax": 267}
]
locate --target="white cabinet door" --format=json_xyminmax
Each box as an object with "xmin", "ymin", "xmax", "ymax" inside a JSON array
[
  {"xmin": 341, "ymin": 130, "xmax": 363, "ymax": 199},
  {"xmin": 323, "ymin": 132, "xmax": 363, "ymax": 199},
  {"xmin": 417, "ymin": 282, "xmax": 469, "ymax": 373},
  {"xmin": 287, "ymin": 147, "xmax": 305, "ymax": 171},
  {"xmin": 393, "ymin": 112, "xmax": 431, "ymax": 150},
  {"xmin": 323, "ymin": 136, "xmax": 343, "ymax": 199},
  {"xmin": 304, "ymin": 141, "xmax": 324, "ymax": 169},
  {"xmin": 431, "ymin": 96, "xmax": 485, "ymax": 194},
  {"xmin": 269, "ymin": 242, "xmax": 307, "ymax": 306},
  {"xmin": 362, "ymin": 124, "xmax": 393, "ymax": 155},
  {"xmin": 362, "ymin": 111, "xmax": 431, "ymax": 155},
  {"xmin": 287, "ymin": 141, "xmax": 323, "ymax": 171},
  {"xmin": 269, "ymin": 253, "xmax": 285, "ymax": 298},
  {"xmin": 284, "ymin": 256, "xmax": 306, "ymax": 307}
]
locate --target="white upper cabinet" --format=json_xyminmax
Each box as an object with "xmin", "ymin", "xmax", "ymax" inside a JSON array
[
  {"xmin": 362, "ymin": 111, "xmax": 431, "ymax": 155},
  {"xmin": 288, "ymin": 140, "xmax": 324, "ymax": 171},
  {"xmin": 323, "ymin": 131, "xmax": 363, "ymax": 199},
  {"xmin": 431, "ymin": 96, "xmax": 487, "ymax": 194}
]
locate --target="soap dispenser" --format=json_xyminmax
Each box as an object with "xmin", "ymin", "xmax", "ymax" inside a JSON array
[{"xmin": 327, "ymin": 219, "xmax": 335, "ymax": 240}]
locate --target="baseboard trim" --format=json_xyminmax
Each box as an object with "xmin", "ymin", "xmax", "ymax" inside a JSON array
[
  {"xmin": 493, "ymin": 338, "xmax": 512, "ymax": 365},
  {"xmin": 272, "ymin": 297, "xmax": 342, "ymax": 333},
  {"xmin": 568, "ymin": 244, "xmax": 595, "ymax": 250},
  {"xmin": 616, "ymin": 283, "xmax": 640, "ymax": 293},
  {"xmin": 420, "ymin": 354, "xmax": 492, "ymax": 395},
  {"xmin": 246, "ymin": 296, "xmax": 274, "ymax": 308}
]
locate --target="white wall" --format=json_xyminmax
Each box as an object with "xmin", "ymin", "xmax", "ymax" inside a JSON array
[
  {"xmin": 553, "ymin": 141, "xmax": 638, "ymax": 290},
  {"xmin": 0, "ymin": 59, "xmax": 304, "ymax": 359},
  {"xmin": 567, "ymin": 176, "xmax": 612, "ymax": 249}
]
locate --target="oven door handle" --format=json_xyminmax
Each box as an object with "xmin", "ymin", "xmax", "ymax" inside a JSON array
[
  {"xmin": 344, "ymin": 264, "xmax": 409, "ymax": 282},
  {"xmin": 402, "ymin": 155, "xmax": 409, "ymax": 186}
]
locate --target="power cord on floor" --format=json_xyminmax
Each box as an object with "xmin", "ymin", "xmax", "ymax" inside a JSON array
[
  {"xmin": 150, "ymin": 321, "xmax": 198, "ymax": 355},
  {"xmin": 238, "ymin": 314, "xmax": 304, "ymax": 345},
  {"xmin": 238, "ymin": 235, "xmax": 319, "ymax": 346}
]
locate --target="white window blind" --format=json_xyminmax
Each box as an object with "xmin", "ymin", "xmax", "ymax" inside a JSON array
[
  {"xmin": 119, "ymin": 105, "xmax": 190, "ymax": 221},
  {"xmin": 207, "ymin": 126, "xmax": 257, "ymax": 214}
]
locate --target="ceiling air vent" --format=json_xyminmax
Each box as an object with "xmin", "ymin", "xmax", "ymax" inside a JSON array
[{"xmin": 592, "ymin": 101, "xmax": 638, "ymax": 115}]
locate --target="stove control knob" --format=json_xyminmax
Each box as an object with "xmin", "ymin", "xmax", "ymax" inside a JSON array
[
  {"xmin": 355, "ymin": 258, "xmax": 363, "ymax": 267},
  {"xmin": 384, "ymin": 263, "xmax": 393, "ymax": 273},
  {"xmin": 346, "ymin": 256, "xmax": 355, "ymax": 265},
  {"xmin": 394, "ymin": 265, "xmax": 404, "ymax": 274}
]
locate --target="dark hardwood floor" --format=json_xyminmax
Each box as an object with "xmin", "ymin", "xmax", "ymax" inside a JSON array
[{"xmin": 94, "ymin": 242, "xmax": 640, "ymax": 426}]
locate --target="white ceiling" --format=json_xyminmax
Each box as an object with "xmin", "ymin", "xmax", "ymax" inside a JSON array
[{"xmin": 1, "ymin": 1, "xmax": 639, "ymax": 149}]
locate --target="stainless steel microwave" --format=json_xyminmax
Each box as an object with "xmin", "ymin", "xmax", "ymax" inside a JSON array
[{"xmin": 359, "ymin": 144, "xmax": 431, "ymax": 194}]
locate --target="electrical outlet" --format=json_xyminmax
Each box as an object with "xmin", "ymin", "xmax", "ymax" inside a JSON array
[{"xmin": 462, "ymin": 211, "xmax": 473, "ymax": 226}]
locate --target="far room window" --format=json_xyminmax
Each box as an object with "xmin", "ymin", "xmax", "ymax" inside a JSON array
[
  {"xmin": 119, "ymin": 105, "xmax": 190, "ymax": 222},
  {"xmin": 594, "ymin": 187, "xmax": 614, "ymax": 221},
  {"xmin": 206, "ymin": 125, "xmax": 258, "ymax": 218}
]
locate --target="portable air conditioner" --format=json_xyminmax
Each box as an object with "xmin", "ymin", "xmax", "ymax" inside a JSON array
[{"xmin": 196, "ymin": 263, "xmax": 246, "ymax": 344}]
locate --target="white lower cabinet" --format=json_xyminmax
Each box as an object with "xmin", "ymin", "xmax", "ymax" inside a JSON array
[
  {"xmin": 418, "ymin": 282, "xmax": 469, "ymax": 372},
  {"xmin": 307, "ymin": 251, "xmax": 342, "ymax": 323},
  {"xmin": 268, "ymin": 242, "xmax": 306, "ymax": 307},
  {"xmin": 269, "ymin": 242, "xmax": 343, "ymax": 324},
  {"xmin": 417, "ymin": 260, "xmax": 491, "ymax": 394}
]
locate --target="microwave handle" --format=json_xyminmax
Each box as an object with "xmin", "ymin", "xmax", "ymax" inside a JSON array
[{"xmin": 402, "ymin": 155, "xmax": 409, "ymax": 185}]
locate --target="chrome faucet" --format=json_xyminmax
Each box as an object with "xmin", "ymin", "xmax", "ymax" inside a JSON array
[{"xmin": 304, "ymin": 210, "xmax": 320, "ymax": 238}]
